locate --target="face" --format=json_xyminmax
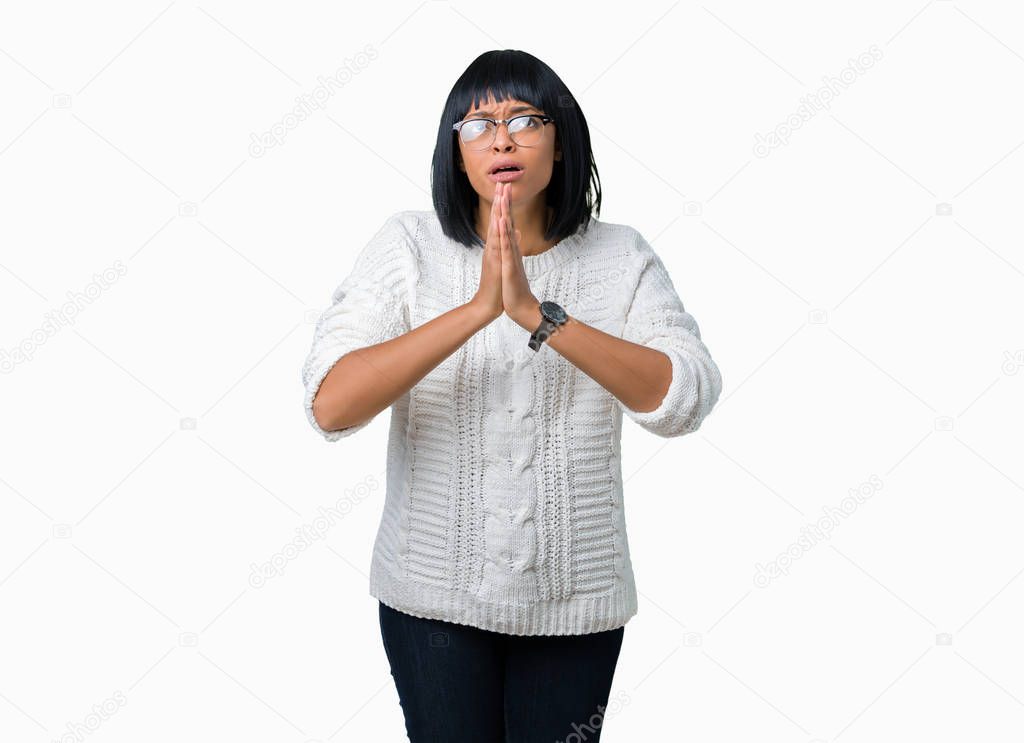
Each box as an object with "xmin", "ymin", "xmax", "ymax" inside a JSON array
[{"xmin": 456, "ymin": 93, "xmax": 561, "ymax": 206}]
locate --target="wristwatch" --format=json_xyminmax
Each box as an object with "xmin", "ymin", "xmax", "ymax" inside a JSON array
[{"xmin": 528, "ymin": 301, "xmax": 569, "ymax": 351}]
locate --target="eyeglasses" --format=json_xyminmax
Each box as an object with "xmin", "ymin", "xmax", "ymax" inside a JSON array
[{"xmin": 452, "ymin": 114, "xmax": 555, "ymax": 150}]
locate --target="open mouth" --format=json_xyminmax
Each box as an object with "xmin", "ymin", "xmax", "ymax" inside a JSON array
[{"xmin": 489, "ymin": 161, "xmax": 525, "ymax": 175}]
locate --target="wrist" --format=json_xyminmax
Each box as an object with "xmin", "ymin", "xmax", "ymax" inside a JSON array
[
  {"xmin": 465, "ymin": 299, "xmax": 501, "ymax": 326},
  {"xmin": 510, "ymin": 299, "xmax": 542, "ymax": 331}
]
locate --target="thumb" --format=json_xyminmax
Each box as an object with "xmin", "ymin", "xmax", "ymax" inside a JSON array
[{"xmin": 514, "ymin": 228, "xmax": 521, "ymax": 244}]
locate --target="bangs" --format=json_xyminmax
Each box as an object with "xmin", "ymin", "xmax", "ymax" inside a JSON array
[{"xmin": 452, "ymin": 55, "xmax": 558, "ymax": 121}]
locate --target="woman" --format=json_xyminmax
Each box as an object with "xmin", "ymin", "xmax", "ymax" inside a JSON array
[{"xmin": 301, "ymin": 49, "xmax": 722, "ymax": 742}]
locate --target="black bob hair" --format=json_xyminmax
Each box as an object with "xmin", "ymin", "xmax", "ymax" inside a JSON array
[{"xmin": 431, "ymin": 50, "xmax": 602, "ymax": 249}]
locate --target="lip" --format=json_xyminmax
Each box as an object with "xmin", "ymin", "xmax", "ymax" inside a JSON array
[
  {"xmin": 488, "ymin": 169, "xmax": 525, "ymax": 183},
  {"xmin": 488, "ymin": 159, "xmax": 525, "ymax": 175}
]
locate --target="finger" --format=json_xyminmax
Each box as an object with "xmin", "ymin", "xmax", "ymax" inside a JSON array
[
  {"xmin": 509, "ymin": 223, "xmax": 520, "ymax": 264},
  {"xmin": 491, "ymin": 202, "xmax": 499, "ymax": 251},
  {"xmin": 487, "ymin": 184, "xmax": 500, "ymax": 242},
  {"xmin": 496, "ymin": 183, "xmax": 508, "ymax": 248},
  {"xmin": 505, "ymin": 186, "xmax": 514, "ymax": 234},
  {"xmin": 488, "ymin": 185, "xmax": 502, "ymax": 248},
  {"xmin": 499, "ymin": 180, "xmax": 507, "ymax": 227}
]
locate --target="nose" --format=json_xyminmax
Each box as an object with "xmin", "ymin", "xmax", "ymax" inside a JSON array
[{"xmin": 491, "ymin": 121, "xmax": 516, "ymax": 152}]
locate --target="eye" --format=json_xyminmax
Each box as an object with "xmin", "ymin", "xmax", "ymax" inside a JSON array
[
  {"xmin": 461, "ymin": 119, "xmax": 492, "ymax": 140},
  {"xmin": 509, "ymin": 116, "xmax": 540, "ymax": 132}
]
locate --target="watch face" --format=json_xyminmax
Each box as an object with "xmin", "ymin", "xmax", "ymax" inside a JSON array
[{"xmin": 540, "ymin": 301, "xmax": 567, "ymax": 325}]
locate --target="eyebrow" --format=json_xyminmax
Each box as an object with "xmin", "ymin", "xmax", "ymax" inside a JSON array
[{"xmin": 465, "ymin": 105, "xmax": 540, "ymax": 118}]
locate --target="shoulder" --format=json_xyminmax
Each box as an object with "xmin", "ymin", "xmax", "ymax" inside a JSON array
[
  {"xmin": 385, "ymin": 209, "xmax": 439, "ymax": 241},
  {"xmin": 370, "ymin": 210, "xmax": 421, "ymax": 247},
  {"xmin": 618, "ymin": 221, "xmax": 657, "ymax": 258},
  {"xmin": 385, "ymin": 209, "xmax": 431, "ymax": 230},
  {"xmin": 580, "ymin": 217, "xmax": 657, "ymax": 279},
  {"xmin": 353, "ymin": 210, "xmax": 435, "ymax": 270},
  {"xmin": 377, "ymin": 209, "xmax": 447, "ymax": 257},
  {"xmin": 342, "ymin": 211, "xmax": 424, "ymax": 288},
  {"xmin": 581, "ymin": 216, "xmax": 646, "ymax": 252}
]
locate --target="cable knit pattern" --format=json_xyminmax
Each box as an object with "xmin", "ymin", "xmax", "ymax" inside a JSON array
[{"xmin": 301, "ymin": 209, "xmax": 722, "ymax": 635}]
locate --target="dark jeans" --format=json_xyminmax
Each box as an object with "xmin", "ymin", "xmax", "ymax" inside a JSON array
[{"xmin": 378, "ymin": 600, "xmax": 625, "ymax": 743}]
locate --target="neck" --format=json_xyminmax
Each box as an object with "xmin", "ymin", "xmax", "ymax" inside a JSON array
[{"xmin": 476, "ymin": 194, "xmax": 556, "ymax": 257}]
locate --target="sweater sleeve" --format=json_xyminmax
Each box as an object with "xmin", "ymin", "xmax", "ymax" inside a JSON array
[
  {"xmin": 617, "ymin": 236, "xmax": 722, "ymax": 438},
  {"xmin": 301, "ymin": 213, "xmax": 414, "ymax": 441}
]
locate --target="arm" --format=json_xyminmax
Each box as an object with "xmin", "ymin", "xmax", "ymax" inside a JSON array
[
  {"xmin": 512, "ymin": 303, "xmax": 675, "ymax": 413},
  {"xmin": 301, "ymin": 213, "xmax": 495, "ymax": 441},
  {"xmin": 312, "ymin": 301, "xmax": 493, "ymax": 436},
  {"xmin": 510, "ymin": 246, "xmax": 722, "ymax": 438}
]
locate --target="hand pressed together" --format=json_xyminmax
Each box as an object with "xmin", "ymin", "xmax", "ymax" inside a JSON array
[
  {"xmin": 495, "ymin": 182, "xmax": 541, "ymax": 327},
  {"xmin": 471, "ymin": 181, "xmax": 540, "ymax": 329}
]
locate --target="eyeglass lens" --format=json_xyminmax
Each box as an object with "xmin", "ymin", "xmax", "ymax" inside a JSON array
[{"xmin": 459, "ymin": 116, "xmax": 546, "ymax": 150}]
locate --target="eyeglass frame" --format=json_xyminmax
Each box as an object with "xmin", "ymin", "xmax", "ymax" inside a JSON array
[{"xmin": 452, "ymin": 114, "xmax": 556, "ymax": 149}]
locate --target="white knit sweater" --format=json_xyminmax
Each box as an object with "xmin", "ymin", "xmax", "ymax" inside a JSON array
[{"xmin": 301, "ymin": 209, "xmax": 722, "ymax": 636}]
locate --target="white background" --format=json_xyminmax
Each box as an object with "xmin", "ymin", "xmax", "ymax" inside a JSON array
[{"xmin": 2, "ymin": 1, "xmax": 1023, "ymax": 741}]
